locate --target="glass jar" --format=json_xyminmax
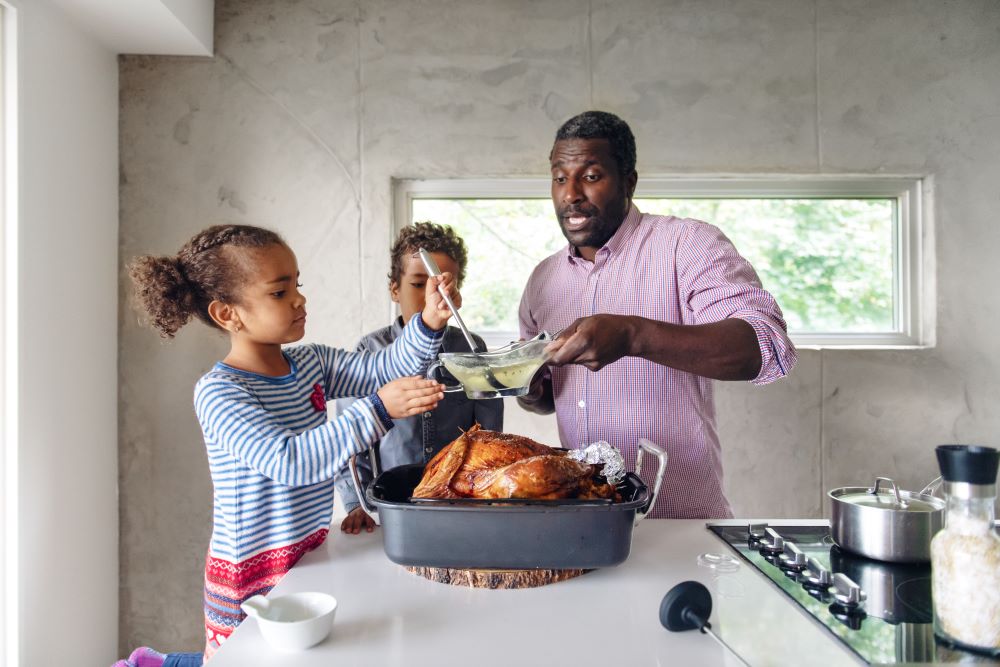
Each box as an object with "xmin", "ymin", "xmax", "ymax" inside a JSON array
[{"xmin": 931, "ymin": 444, "xmax": 1000, "ymax": 654}]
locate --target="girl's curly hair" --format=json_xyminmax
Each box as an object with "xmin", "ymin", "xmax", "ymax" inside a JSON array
[
  {"xmin": 127, "ymin": 224, "xmax": 285, "ymax": 338},
  {"xmin": 388, "ymin": 222, "xmax": 468, "ymax": 288}
]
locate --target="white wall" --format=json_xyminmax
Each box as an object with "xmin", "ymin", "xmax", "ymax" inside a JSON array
[{"xmin": 9, "ymin": 0, "xmax": 119, "ymax": 664}]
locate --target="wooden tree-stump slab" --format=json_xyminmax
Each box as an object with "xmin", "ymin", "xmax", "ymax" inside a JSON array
[{"xmin": 405, "ymin": 565, "xmax": 591, "ymax": 589}]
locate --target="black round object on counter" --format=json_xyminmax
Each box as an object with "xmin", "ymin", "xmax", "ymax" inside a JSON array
[
  {"xmin": 660, "ymin": 581, "xmax": 712, "ymax": 632},
  {"xmin": 935, "ymin": 444, "xmax": 999, "ymax": 485}
]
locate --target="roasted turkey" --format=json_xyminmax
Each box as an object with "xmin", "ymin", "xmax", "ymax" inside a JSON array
[{"xmin": 412, "ymin": 424, "xmax": 619, "ymax": 501}]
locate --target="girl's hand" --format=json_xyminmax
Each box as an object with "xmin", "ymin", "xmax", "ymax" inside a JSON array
[
  {"xmin": 340, "ymin": 507, "xmax": 377, "ymax": 534},
  {"xmin": 421, "ymin": 272, "xmax": 461, "ymax": 331},
  {"xmin": 377, "ymin": 377, "xmax": 445, "ymax": 418}
]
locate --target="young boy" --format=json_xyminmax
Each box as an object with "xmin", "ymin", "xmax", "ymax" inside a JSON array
[{"xmin": 334, "ymin": 222, "xmax": 503, "ymax": 533}]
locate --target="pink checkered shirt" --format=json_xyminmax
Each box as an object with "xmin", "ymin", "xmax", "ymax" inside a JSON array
[{"xmin": 519, "ymin": 205, "xmax": 796, "ymax": 518}]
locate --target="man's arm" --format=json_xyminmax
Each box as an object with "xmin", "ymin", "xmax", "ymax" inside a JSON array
[
  {"xmin": 545, "ymin": 314, "xmax": 761, "ymax": 380},
  {"xmin": 545, "ymin": 220, "xmax": 794, "ymax": 383}
]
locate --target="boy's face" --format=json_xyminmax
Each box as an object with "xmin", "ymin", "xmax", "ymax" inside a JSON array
[{"xmin": 391, "ymin": 250, "xmax": 460, "ymax": 324}]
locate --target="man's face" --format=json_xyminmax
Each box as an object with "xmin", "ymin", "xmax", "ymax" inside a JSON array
[
  {"xmin": 390, "ymin": 250, "xmax": 460, "ymax": 325},
  {"xmin": 550, "ymin": 138, "xmax": 637, "ymax": 258}
]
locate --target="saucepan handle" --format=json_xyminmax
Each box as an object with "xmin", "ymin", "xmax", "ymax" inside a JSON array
[
  {"xmin": 919, "ymin": 475, "xmax": 944, "ymax": 497},
  {"xmin": 349, "ymin": 449, "xmax": 381, "ymax": 526},
  {"xmin": 634, "ymin": 439, "xmax": 668, "ymax": 526},
  {"xmin": 426, "ymin": 361, "xmax": 464, "ymax": 393},
  {"xmin": 870, "ymin": 476, "xmax": 905, "ymax": 507}
]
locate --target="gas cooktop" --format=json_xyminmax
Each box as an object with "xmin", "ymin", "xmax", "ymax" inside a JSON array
[{"xmin": 708, "ymin": 523, "xmax": 1000, "ymax": 666}]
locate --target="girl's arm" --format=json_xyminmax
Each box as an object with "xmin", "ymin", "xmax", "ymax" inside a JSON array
[
  {"xmin": 196, "ymin": 377, "xmax": 392, "ymax": 487},
  {"xmin": 320, "ymin": 313, "xmax": 444, "ymax": 400}
]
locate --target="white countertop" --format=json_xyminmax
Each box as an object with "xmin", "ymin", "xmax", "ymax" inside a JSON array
[{"xmin": 210, "ymin": 519, "xmax": 863, "ymax": 667}]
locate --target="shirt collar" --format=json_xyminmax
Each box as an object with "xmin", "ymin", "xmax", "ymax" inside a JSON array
[
  {"xmin": 564, "ymin": 204, "xmax": 642, "ymax": 264},
  {"xmin": 392, "ymin": 315, "xmax": 406, "ymax": 336}
]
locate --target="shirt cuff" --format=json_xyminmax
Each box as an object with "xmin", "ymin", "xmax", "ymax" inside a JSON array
[
  {"xmin": 412, "ymin": 312, "xmax": 445, "ymax": 339},
  {"xmin": 368, "ymin": 392, "xmax": 395, "ymax": 431},
  {"xmin": 342, "ymin": 499, "xmax": 361, "ymax": 514},
  {"xmin": 731, "ymin": 314, "xmax": 796, "ymax": 386}
]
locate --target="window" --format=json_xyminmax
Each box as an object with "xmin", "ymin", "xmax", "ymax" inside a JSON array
[{"xmin": 394, "ymin": 177, "xmax": 926, "ymax": 348}]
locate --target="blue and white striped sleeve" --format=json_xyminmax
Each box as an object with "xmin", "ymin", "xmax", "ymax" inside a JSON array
[
  {"xmin": 194, "ymin": 376, "xmax": 391, "ymax": 487},
  {"xmin": 317, "ymin": 313, "xmax": 444, "ymax": 399}
]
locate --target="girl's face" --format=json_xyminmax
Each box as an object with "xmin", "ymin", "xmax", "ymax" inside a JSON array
[
  {"xmin": 390, "ymin": 250, "xmax": 459, "ymax": 324},
  {"xmin": 232, "ymin": 243, "xmax": 307, "ymax": 344}
]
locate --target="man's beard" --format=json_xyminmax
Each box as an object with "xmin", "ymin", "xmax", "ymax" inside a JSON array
[{"xmin": 556, "ymin": 194, "xmax": 629, "ymax": 249}]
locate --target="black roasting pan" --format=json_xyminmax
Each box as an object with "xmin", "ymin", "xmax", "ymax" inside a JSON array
[{"xmin": 350, "ymin": 439, "xmax": 667, "ymax": 570}]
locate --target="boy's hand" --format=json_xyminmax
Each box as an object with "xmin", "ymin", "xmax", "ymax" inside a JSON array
[
  {"xmin": 377, "ymin": 376, "xmax": 445, "ymax": 418},
  {"xmin": 340, "ymin": 507, "xmax": 376, "ymax": 534},
  {"xmin": 421, "ymin": 272, "xmax": 460, "ymax": 331}
]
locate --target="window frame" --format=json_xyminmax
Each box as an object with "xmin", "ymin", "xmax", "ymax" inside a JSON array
[{"xmin": 392, "ymin": 175, "xmax": 928, "ymax": 349}]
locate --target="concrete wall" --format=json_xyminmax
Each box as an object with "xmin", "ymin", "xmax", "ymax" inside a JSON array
[
  {"xmin": 7, "ymin": 0, "xmax": 121, "ymax": 664},
  {"xmin": 118, "ymin": 0, "xmax": 1000, "ymax": 651}
]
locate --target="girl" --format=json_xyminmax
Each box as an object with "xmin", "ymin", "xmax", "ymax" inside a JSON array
[{"xmin": 121, "ymin": 224, "xmax": 455, "ymax": 664}]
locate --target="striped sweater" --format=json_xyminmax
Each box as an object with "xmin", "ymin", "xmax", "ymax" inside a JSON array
[{"xmin": 193, "ymin": 314, "xmax": 443, "ymax": 657}]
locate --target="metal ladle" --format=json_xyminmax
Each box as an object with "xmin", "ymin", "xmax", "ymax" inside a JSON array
[
  {"xmin": 417, "ymin": 248, "xmax": 509, "ymax": 391},
  {"xmin": 417, "ymin": 248, "xmax": 486, "ymax": 353}
]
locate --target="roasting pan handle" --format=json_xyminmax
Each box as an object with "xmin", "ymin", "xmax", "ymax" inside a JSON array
[
  {"xmin": 349, "ymin": 449, "xmax": 381, "ymax": 526},
  {"xmin": 634, "ymin": 439, "xmax": 668, "ymax": 526}
]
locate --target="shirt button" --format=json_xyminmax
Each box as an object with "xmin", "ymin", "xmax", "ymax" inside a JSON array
[
  {"xmin": 425, "ymin": 447, "xmax": 432, "ymax": 453},
  {"xmin": 423, "ymin": 412, "xmax": 431, "ymax": 419},
  {"xmin": 578, "ymin": 400, "xmax": 586, "ymax": 408}
]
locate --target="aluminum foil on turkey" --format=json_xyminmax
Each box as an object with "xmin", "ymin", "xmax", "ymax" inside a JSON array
[{"xmin": 568, "ymin": 441, "xmax": 626, "ymax": 485}]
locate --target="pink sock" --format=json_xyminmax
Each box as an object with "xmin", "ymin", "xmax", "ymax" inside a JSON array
[{"xmin": 114, "ymin": 647, "xmax": 165, "ymax": 667}]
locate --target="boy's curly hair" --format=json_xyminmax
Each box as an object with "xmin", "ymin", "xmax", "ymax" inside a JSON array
[{"xmin": 389, "ymin": 222, "xmax": 468, "ymax": 288}]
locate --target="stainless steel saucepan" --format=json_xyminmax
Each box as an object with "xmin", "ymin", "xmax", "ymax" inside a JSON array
[{"xmin": 829, "ymin": 476, "xmax": 944, "ymax": 563}]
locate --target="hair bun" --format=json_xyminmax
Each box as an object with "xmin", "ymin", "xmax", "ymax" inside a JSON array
[{"xmin": 127, "ymin": 254, "xmax": 197, "ymax": 338}]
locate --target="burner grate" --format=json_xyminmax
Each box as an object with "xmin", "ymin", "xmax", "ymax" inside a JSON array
[{"xmin": 706, "ymin": 523, "xmax": 991, "ymax": 665}]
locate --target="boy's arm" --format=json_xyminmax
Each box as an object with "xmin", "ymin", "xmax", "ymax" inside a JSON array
[{"xmin": 334, "ymin": 454, "xmax": 370, "ymax": 513}]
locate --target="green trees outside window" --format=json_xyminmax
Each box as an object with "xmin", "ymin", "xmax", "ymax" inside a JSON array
[{"xmin": 411, "ymin": 197, "xmax": 895, "ymax": 337}]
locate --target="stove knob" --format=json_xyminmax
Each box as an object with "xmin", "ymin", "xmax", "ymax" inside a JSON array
[
  {"xmin": 747, "ymin": 522, "xmax": 767, "ymax": 547},
  {"xmin": 759, "ymin": 527, "xmax": 785, "ymax": 555},
  {"xmin": 802, "ymin": 557, "xmax": 833, "ymax": 588},
  {"xmin": 832, "ymin": 572, "xmax": 867, "ymax": 608},
  {"xmin": 778, "ymin": 542, "xmax": 807, "ymax": 571}
]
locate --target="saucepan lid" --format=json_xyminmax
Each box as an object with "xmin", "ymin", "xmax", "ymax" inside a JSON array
[{"xmin": 829, "ymin": 477, "xmax": 944, "ymax": 513}]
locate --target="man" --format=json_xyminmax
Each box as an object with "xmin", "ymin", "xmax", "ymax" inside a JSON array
[{"xmin": 518, "ymin": 110, "xmax": 796, "ymax": 518}]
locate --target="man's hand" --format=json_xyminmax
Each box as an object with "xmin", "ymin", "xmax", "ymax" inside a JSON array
[
  {"xmin": 340, "ymin": 507, "xmax": 376, "ymax": 534},
  {"xmin": 421, "ymin": 272, "xmax": 460, "ymax": 331},
  {"xmin": 544, "ymin": 315, "xmax": 636, "ymax": 371},
  {"xmin": 377, "ymin": 377, "xmax": 445, "ymax": 418},
  {"xmin": 517, "ymin": 367, "xmax": 555, "ymax": 414}
]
